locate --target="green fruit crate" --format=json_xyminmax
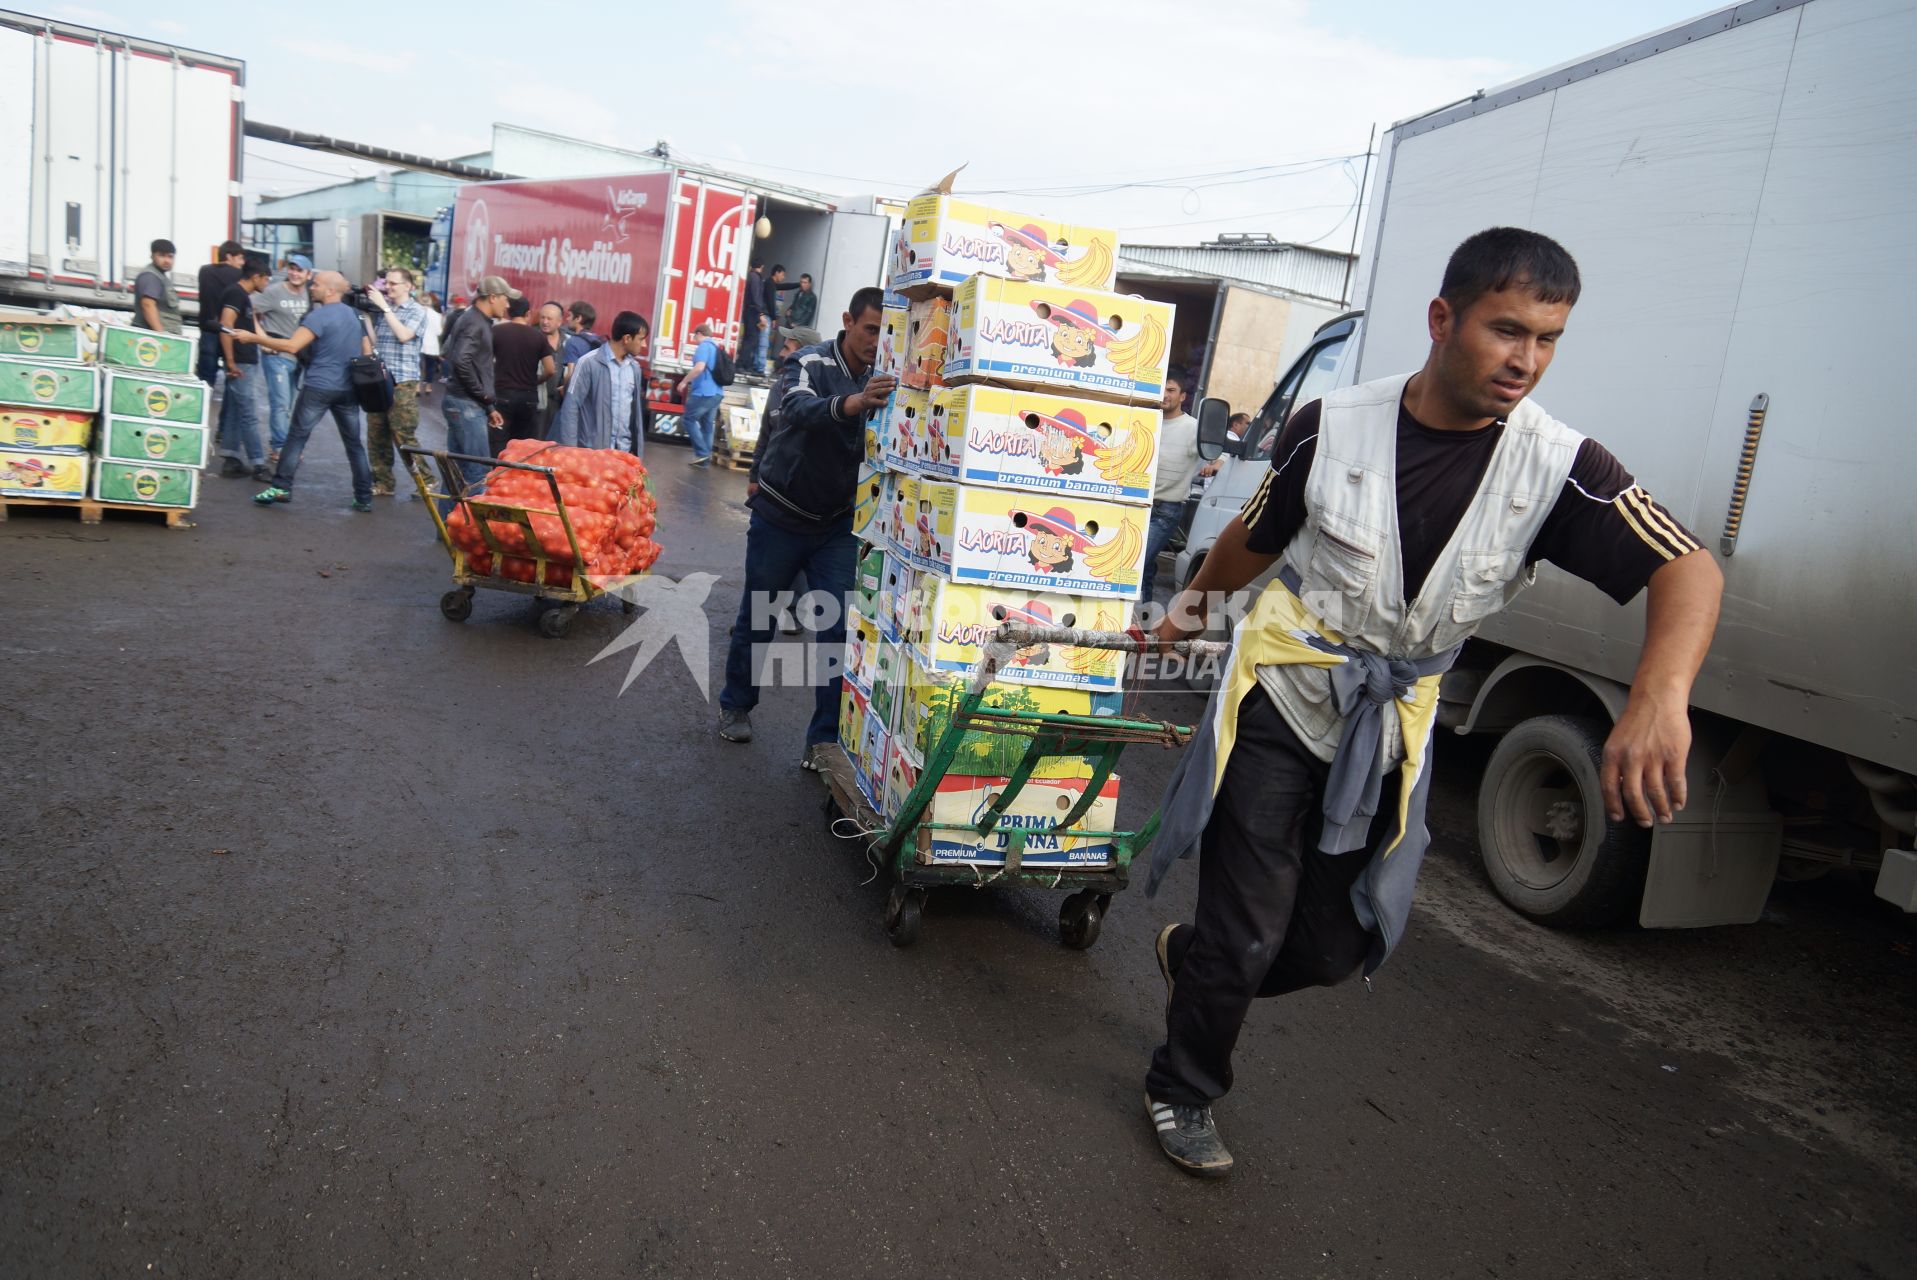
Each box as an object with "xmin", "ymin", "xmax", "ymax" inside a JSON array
[
  {"xmin": 0, "ymin": 356, "xmax": 99, "ymax": 412},
  {"xmin": 96, "ymin": 416, "xmax": 209, "ymax": 468},
  {"xmin": 0, "ymin": 317, "xmax": 83, "ymax": 360},
  {"xmin": 99, "ymin": 323, "xmax": 196, "ymax": 375},
  {"xmin": 103, "ymin": 369, "xmax": 209, "ymax": 426},
  {"xmin": 91, "ymin": 458, "xmax": 199, "ymax": 508}
]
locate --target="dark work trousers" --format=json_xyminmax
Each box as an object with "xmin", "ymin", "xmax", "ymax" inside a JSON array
[
  {"xmin": 491, "ymin": 389, "xmax": 542, "ymax": 454},
  {"xmin": 1145, "ymin": 690, "xmax": 1398, "ymax": 1106}
]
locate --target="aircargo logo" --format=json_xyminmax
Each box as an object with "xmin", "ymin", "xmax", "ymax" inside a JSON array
[
  {"xmin": 604, "ymin": 187, "xmax": 649, "ymax": 241},
  {"xmin": 462, "ymin": 199, "xmax": 491, "ymax": 285}
]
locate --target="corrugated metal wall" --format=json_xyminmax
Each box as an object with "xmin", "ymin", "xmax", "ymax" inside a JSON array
[{"xmin": 1119, "ymin": 244, "xmax": 1354, "ymax": 304}]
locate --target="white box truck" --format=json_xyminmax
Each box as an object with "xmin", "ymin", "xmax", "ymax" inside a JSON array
[
  {"xmin": 0, "ymin": 10, "xmax": 243, "ymax": 317},
  {"xmin": 1183, "ymin": 0, "xmax": 1917, "ymax": 927}
]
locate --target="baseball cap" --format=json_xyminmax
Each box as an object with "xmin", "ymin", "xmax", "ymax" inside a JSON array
[
  {"xmin": 476, "ymin": 275, "xmax": 523, "ymax": 300},
  {"xmin": 780, "ymin": 326, "xmax": 821, "ymax": 347},
  {"xmin": 286, "ymin": 253, "xmax": 313, "ymax": 270}
]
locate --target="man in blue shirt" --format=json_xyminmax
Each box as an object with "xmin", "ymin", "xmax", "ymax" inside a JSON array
[
  {"xmin": 674, "ymin": 321, "xmax": 725, "ymax": 468},
  {"xmin": 235, "ymin": 270, "xmax": 377, "ymax": 511}
]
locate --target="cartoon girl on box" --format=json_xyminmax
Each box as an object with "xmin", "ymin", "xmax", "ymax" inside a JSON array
[
  {"xmin": 989, "ymin": 222, "xmax": 1070, "ymax": 283},
  {"xmin": 1012, "ymin": 505, "xmax": 1094, "ymax": 576},
  {"xmin": 992, "ymin": 598, "xmax": 1074, "ymax": 667},
  {"xmin": 1025, "ymin": 406, "xmax": 1113, "ymax": 477},
  {"xmin": 916, "ymin": 498, "xmax": 937, "ymax": 559},
  {"xmin": 1032, "ymin": 299, "xmax": 1120, "ymax": 369}
]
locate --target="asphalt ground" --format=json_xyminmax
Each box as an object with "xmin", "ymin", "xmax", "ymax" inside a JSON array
[{"xmin": 2, "ymin": 401, "xmax": 1913, "ymax": 1278}]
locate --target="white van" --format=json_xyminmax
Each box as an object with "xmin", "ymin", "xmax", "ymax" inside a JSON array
[{"xmin": 1172, "ymin": 311, "xmax": 1363, "ymax": 684}]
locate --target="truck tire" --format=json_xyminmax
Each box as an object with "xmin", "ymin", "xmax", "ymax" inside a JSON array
[{"xmin": 1477, "ymin": 715, "xmax": 1650, "ymax": 928}]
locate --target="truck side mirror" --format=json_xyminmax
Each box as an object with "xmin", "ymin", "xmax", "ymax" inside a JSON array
[{"xmin": 1196, "ymin": 396, "xmax": 1236, "ymax": 460}]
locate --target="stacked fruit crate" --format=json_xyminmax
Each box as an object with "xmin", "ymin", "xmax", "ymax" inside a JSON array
[{"xmin": 839, "ymin": 193, "xmax": 1175, "ymax": 870}]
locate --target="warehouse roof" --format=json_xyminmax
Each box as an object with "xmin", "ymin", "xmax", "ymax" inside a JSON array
[{"xmin": 1119, "ymin": 237, "xmax": 1355, "ymax": 305}]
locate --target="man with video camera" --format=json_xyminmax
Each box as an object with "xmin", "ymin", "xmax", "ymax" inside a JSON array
[{"xmin": 363, "ymin": 267, "xmax": 429, "ymax": 496}]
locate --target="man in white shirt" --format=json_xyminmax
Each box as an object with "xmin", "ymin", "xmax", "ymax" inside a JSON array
[{"xmin": 1141, "ymin": 372, "xmax": 1216, "ymax": 610}]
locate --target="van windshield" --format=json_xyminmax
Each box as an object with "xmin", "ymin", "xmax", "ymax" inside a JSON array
[{"xmin": 1246, "ymin": 333, "xmax": 1349, "ymax": 462}]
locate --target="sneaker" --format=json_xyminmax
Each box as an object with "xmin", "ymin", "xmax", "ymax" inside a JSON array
[
  {"xmin": 1155, "ymin": 923, "xmax": 1181, "ymax": 1019},
  {"xmin": 350, "ymin": 499, "xmax": 374, "ymax": 513},
  {"xmin": 688, "ymin": 455, "xmax": 712, "ymax": 468},
  {"xmin": 371, "ymin": 482, "xmax": 395, "ymax": 497},
  {"xmin": 799, "ymin": 742, "xmax": 833, "ymax": 772},
  {"xmin": 1146, "ymin": 1094, "xmax": 1234, "ymax": 1178},
  {"xmin": 717, "ymin": 708, "xmax": 753, "ymax": 743},
  {"xmin": 251, "ymin": 465, "xmax": 273, "ymax": 483},
  {"xmin": 252, "ymin": 487, "xmax": 290, "ymax": 505},
  {"xmin": 219, "ymin": 457, "xmax": 247, "ymax": 478}
]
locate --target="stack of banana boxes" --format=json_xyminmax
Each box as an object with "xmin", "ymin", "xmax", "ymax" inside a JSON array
[
  {"xmin": 0, "ymin": 312, "xmax": 208, "ymax": 512},
  {"xmin": 839, "ymin": 195, "xmax": 1175, "ymax": 872}
]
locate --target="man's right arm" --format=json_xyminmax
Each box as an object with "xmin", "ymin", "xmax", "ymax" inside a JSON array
[{"xmin": 780, "ymin": 360, "xmax": 895, "ymax": 432}]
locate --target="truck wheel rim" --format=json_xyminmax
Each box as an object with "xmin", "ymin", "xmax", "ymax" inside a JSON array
[{"xmin": 1489, "ymin": 748, "xmax": 1591, "ymax": 892}]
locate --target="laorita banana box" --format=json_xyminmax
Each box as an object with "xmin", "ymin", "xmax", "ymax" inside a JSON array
[
  {"xmin": 915, "ymin": 484, "xmax": 1149, "ymax": 600},
  {"xmin": 857, "ymin": 702, "xmax": 890, "ymax": 808},
  {"xmin": 871, "ymin": 638, "xmax": 907, "ymax": 732},
  {"xmin": 0, "ymin": 407, "xmax": 92, "ymax": 451},
  {"xmin": 99, "ymin": 323, "xmax": 195, "ymax": 375},
  {"xmin": 0, "ymin": 314, "xmax": 82, "ymax": 361},
  {"xmin": 892, "ymin": 476, "xmax": 958, "ymax": 572},
  {"xmin": 104, "ymin": 369, "xmax": 208, "ymax": 425},
  {"xmin": 908, "ymin": 577, "xmax": 1127, "ymax": 691},
  {"xmin": 946, "ymin": 278, "xmax": 1174, "ymax": 402},
  {"xmin": 92, "ymin": 459, "xmax": 198, "ymax": 507},
  {"xmin": 917, "ymin": 773, "xmax": 1123, "ymax": 869},
  {"xmin": 0, "ymin": 446, "xmax": 88, "ymax": 498},
  {"xmin": 0, "ymin": 356, "xmax": 99, "ymax": 412},
  {"xmin": 924, "ymin": 385, "xmax": 1160, "ymax": 505},
  {"xmin": 98, "ymin": 416, "xmax": 210, "ymax": 469},
  {"xmin": 901, "ymin": 297, "xmax": 950, "ymax": 391},
  {"xmin": 878, "ymin": 470, "xmax": 917, "ymax": 554},
  {"xmin": 890, "ymin": 195, "xmax": 1118, "ymax": 295},
  {"xmin": 840, "ymin": 679, "xmax": 869, "ymax": 760},
  {"xmin": 876, "ymin": 302, "xmax": 909, "ymax": 382},
  {"xmin": 846, "ymin": 607, "xmax": 882, "ymax": 697},
  {"xmin": 880, "ymin": 737, "xmax": 921, "ymax": 821},
  {"xmin": 898, "ymin": 654, "xmax": 1118, "ymax": 778},
  {"xmin": 851, "ymin": 462, "xmax": 884, "ymax": 542},
  {"xmin": 878, "ymin": 387, "xmax": 928, "ymax": 475},
  {"xmin": 877, "ymin": 554, "xmax": 915, "ymax": 643}
]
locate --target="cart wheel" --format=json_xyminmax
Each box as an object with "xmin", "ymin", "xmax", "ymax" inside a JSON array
[
  {"xmin": 1060, "ymin": 890, "xmax": 1104, "ymax": 950},
  {"xmin": 439, "ymin": 589, "xmax": 474, "ymax": 622},
  {"xmin": 538, "ymin": 605, "xmax": 579, "ymax": 639},
  {"xmin": 884, "ymin": 883, "xmax": 924, "ymax": 948}
]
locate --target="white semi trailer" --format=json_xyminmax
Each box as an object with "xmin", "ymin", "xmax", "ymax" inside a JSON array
[
  {"xmin": 1192, "ymin": 0, "xmax": 1916, "ymax": 928},
  {"xmin": 0, "ymin": 10, "xmax": 244, "ymax": 317}
]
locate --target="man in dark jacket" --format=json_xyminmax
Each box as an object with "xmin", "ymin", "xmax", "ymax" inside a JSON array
[
  {"xmin": 718, "ymin": 287, "xmax": 892, "ymax": 765},
  {"xmin": 441, "ymin": 275, "xmax": 519, "ymax": 491},
  {"xmin": 741, "ymin": 263, "xmax": 773, "ymax": 379}
]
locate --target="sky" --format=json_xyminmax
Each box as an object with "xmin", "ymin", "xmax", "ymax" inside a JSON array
[{"xmin": 47, "ymin": 0, "xmax": 1720, "ymax": 247}]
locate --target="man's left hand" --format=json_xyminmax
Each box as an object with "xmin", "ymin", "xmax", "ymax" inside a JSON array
[{"xmin": 1601, "ymin": 693, "xmax": 1691, "ymax": 827}]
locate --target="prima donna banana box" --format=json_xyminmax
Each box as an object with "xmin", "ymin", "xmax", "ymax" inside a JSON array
[
  {"xmin": 945, "ymin": 277, "xmax": 1173, "ymax": 403},
  {"xmin": 890, "ymin": 195, "xmax": 1117, "ymax": 295},
  {"xmin": 915, "ymin": 772, "xmax": 1122, "ymax": 869},
  {"xmin": 903, "ymin": 481, "xmax": 1150, "ymax": 601},
  {"xmin": 897, "ymin": 655, "xmax": 1118, "ymax": 778},
  {"xmin": 906, "ymin": 577, "xmax": 1127, "ymax": 691},
  {"xmin": 923, "ymin": 385, "xmax": 1160, "ymax": 505},
  {"xmin": 0, "ymin": 406, "xmax": 93, "ymax": 450}
]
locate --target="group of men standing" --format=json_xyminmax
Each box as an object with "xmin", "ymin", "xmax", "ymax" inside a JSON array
[{"xmin": 739, "ymin": 262, "xmax": 819, "ymax": 377}]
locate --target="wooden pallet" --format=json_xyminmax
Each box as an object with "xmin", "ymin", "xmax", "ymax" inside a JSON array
[
  {"xmin": 0, "ymin": 494, "xmax": 193, "ymax": 528},
  {"xmin": 715, "ymin": 450, "xmax": 754, "ymax": 473}
]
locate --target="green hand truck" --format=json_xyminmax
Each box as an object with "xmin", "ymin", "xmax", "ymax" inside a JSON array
[{"xmin": 819, "ymin": 623, "xmax": 1230, "ymax": 949}]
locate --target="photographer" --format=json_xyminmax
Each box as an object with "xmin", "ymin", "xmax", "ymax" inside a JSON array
[
  {"xmin": 232, "ymin": 270, "xmax": 377, "ymax": 511},
  {"xmin": 364, "ymin": 267, "xmax": 429, "ymax": 496}
]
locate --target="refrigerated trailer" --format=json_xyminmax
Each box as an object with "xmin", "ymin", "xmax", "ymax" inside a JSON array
[
  {"xmin": 1350, "ymin": 0, "xmax": 1917, "ymax": 926},
  {"xmin": 428, "ymin": 167, "xmax": 888, "ymax": 372},
  {"xmin": 0, "ymin": 10, "xmax": 243, "ymax": 315},
  {"xmin": 1188, "ymin": 0, "xmax": 1916, "ymax": 928}
]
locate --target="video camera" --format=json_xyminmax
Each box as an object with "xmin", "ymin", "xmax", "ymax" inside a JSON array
[{"xmin": 342, "ymin": 284, "xmax": 385, "ymax": 315}]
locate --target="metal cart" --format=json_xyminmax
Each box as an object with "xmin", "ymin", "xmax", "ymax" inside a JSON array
[
  {"xmin": 820, "ymin": 624, "xmax": 1229, "ymax": 948},
  {"xmin": 403, "ymin": 445, "xmax": 641, "ymax": 639}
]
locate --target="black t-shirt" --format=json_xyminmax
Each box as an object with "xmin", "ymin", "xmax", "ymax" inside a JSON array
[
  {"xmin": 217, "ymin": 283, "xmax": 258, "ymax": 364},
  {"xmin": 1240, "ymin": 397, "xmax": 1701, "ymax": 605},
  {"xmin": 491, "ymin": 322, "xmax": 551, "ymax": 394},
  {"xmin": 198, "ymin": 263, "xmax": 240, "ymax": 332}
]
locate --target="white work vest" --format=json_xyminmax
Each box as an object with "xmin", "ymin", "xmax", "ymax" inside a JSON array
[{"xmin": 1257, "ymin": 372, "xmax": 1585, "ymax": 761}]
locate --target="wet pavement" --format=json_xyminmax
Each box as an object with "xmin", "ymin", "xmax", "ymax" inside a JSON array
[{"xmin": 3, "ymin": 407, "xmax": 1913, "ymax": 1278}]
